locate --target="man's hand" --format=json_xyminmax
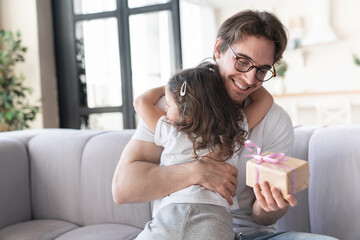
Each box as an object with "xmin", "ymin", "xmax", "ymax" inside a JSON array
[
  {"xmin": 252, "ymin": 181, "xmax": 297, "ymax": 225},
  {"xmin": 254, "ymin": 181, "xmax": 297, "ymax": 211},
  {"xmin": 192, "ymin": 157, "xmax": 238, "ymax": 205}
]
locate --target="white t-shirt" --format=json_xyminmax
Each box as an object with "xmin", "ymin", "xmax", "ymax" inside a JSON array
[
  {"xmin": 132, "ymin": 98, "xmax": 294, "ymax": 235},
  {"xmin": 151, "ymin": 115, "xmax": 241, "ymax": 217}
]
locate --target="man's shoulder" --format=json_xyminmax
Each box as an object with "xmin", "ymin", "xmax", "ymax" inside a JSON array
[
  {"xmin": 244, "ymin": 98, "xmax": 290, "ymax": 125},
  {"xmin": 258, "ymin": 102, "xmax": 294, "ymax": 154},
  {"xmin": 268, "ymin": 102, "xmax": 288, "ymax": 115},
  {"xmin": 132, "ymin": 119, "xmax": 155, "ymax": 142},
  {"xmin": 265, "ymin": 102, "xmax": 292, "ymax": 125}
]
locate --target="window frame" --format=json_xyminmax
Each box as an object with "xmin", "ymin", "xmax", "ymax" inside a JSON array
[{"xmin": 52, "ymin": 0, "xmax": 182, "ymax": 129}]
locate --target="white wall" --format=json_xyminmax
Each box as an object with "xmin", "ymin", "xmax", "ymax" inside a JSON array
[
  {"xmin": 0, "ymin": 0, "xmax": 59, "ymax": 129},
  {"xmin": 211, "ymin": 0, "xmax": 360, "ymax": 126},
  {"xmin": 36, "ymin": 0, "xmax": 59, "ymax": 128}
]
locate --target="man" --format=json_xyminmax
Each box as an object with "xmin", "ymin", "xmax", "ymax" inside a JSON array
[{"xmin": 112, "ymin": 10, "xmax": 337, "ymax": 240}]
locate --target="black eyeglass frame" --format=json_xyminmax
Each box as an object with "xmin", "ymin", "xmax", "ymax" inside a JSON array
[{"xmin": 226, "ymin": 42, "xmax": 276, "ymax": 82}]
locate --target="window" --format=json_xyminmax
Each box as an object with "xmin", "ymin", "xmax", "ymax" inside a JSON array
[{"xmin": 52, "ymin": 0, "xmax": 181, "ymax": 129}]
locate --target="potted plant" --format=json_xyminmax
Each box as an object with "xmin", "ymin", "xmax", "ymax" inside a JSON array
[
  {"xmin": 275, "ymin": 60, "xmax": 288, "ymax": 94},
  {"xmin": 0, "ymin": 30, "xmax": 40, "ymax": 131},
  {"xmin": 354, "ymin": 54, "xmax": 360, "ymax": 66}
]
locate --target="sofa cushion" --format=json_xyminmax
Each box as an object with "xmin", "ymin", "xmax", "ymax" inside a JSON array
[
  {"xmin": 0, "ymin": 219, "xmax": 78, "ymax": 240},
  {"xmin": 55, "ymin": 223, "xmax": 141, "ymax": 240},
  {"xmin": 0, "ymin": 138, "xmax": 31, "ymax": 229},
  {"xmin": 308, "ymin": 125, "xmax": 360, "ymax": 240}
]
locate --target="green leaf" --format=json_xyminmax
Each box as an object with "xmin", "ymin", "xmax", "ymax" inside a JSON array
[
  {"xmin": 354, "ymin": 54, "xmax": 360, "ymax": 66},
  {"xmin": 14, "ymin": 90, "xmax": 25, "ymax": 97},
  {"xmin": 275, "ymin": 60, "xmax": 288, "ymax": 77},
  {"xmin": 0, "ymin": 30, "xmax": 40, "ymax": 131},
  {"xmin": 5, "ymin": 111, "xmax": 13, "ymax": 121}
]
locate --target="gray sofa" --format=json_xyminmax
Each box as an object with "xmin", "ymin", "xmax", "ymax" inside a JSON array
[{"xmin": 0, "ymin": 126, "xmax": 359, "ymax": 240}]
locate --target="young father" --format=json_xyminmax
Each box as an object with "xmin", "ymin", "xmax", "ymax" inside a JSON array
[{"xmin": 112, "ymin": 10, "xmax": 338, "ymax": 240}]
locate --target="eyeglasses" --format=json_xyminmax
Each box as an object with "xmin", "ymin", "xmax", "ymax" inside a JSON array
[{"xmin": 226, "ymin": 43, "xmax": 276, "ymax": 82}]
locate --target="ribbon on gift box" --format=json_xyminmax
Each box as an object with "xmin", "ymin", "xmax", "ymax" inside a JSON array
[{"xmin": 244, "ymin": 140, "xmax": 296, "ymax": 195}]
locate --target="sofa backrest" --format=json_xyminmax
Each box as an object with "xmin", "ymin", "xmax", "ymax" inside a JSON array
[
  {"xmin": 25, "ymin": 129, "xmax": 152, "ymax": 229},
  {"xmin": 308, "ymin": 125, "xmax": 360, "ymax": 240}
]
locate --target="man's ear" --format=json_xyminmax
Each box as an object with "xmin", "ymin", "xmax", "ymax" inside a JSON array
[{"xmin": 214, "ymin": 38, "xmax": 222, "ymax": 60}]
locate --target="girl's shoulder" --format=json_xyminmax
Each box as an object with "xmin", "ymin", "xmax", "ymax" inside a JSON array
[{"xmin": 155, "ymin": 116, "xmax": 187, "ymax": 146}]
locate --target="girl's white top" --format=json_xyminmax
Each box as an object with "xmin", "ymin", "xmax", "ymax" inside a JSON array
[{"xmin": 152, "ymin": 116, "xmax": 241, "ymax": 217}]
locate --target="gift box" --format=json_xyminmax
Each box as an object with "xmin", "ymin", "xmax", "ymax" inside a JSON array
[{"xmin": 244, "ymin": 141, "xmax": 309, "ymax": 198}]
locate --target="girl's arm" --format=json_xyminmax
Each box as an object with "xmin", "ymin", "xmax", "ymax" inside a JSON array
[
  {"xmin": 244, "ymin": 86, "xmax": 274, "ymax": 130},
  {"xmin": 133, "ymin": 86, "xmax": 166, "ymax": 133}
]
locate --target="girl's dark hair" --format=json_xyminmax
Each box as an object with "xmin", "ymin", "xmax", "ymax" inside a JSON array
[
  {"xmin": 216, "ymin": 10, "xmax": 288, "ymax": 64},
  {"xmin": 168, "ymin": 62, "xmax": 247, "ymax": 160}
]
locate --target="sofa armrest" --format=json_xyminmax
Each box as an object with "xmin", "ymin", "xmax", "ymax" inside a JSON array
[
  {"xmin": 307, "ymin": 125, "xmax": 360, "ymax": 240},
  {"xmin": 0, "ymin": 138, "xmax": 31, "ymax": 229}
]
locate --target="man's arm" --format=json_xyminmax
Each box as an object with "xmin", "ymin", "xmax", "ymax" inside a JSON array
[
  {"xmin": 112, "ymin": 138, "xmax": 190, "ymax": 203},
  {"xmin": 112, "ymin": 138, "xmax": 239, "ymax": 204}
]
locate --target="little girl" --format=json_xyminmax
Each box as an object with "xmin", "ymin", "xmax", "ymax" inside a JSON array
[{"xmin": 134, "ymin": 62, "xmax": 273, "ymax": 240}]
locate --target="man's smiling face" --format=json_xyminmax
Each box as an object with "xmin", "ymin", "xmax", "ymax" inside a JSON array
[{"xmin": 214, "ymin": 35, "xmax": 275, "ymax": 104}]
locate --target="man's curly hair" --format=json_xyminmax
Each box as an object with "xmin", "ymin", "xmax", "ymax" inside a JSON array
[{"xmin": 167, "ymin": 62, "xmax": 247, "ymax": 160}]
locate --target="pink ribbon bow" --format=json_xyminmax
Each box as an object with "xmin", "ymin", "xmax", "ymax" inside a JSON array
[{"xmin": 244, "ymin": 140, "xmax": 296, "ymax": 194}]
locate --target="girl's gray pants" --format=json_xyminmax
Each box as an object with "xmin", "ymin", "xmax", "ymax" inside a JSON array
[{"xmin": 136, "ymin": 203, "xmax": 236, "ymax": 240}]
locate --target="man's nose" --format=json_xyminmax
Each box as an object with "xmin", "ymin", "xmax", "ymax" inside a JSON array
[{"xmin": 243, "ymin": 68, "xmax": 257, "ymax": 86}]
